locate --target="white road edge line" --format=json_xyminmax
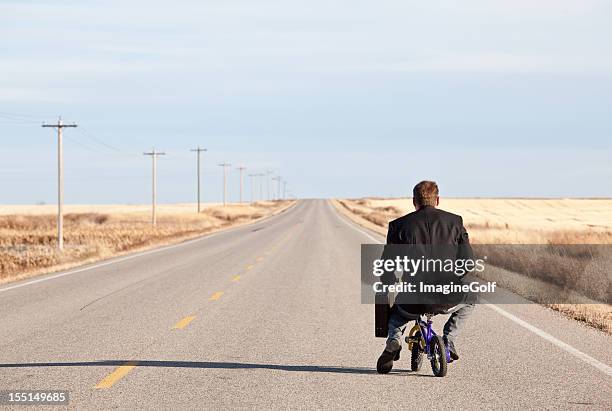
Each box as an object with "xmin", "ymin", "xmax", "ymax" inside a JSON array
[
  {"xmin": 327, "ymin": 199, "xmax": 612, "ymax": 378},
  {"xmin": 485, "ymin": 302, "xmax": 612, "ymax": 377},
  {"xmin": 327, "ymin": 200, "xmax": 383, "ymax": 243},
  {"xmin": 0, "ymin": 201, "xmax": 301, "ymax": 294}
]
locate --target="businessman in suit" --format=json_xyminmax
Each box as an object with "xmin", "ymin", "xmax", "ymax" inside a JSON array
[{"xmin": 376, "ymin": 180, "xmax": 475, "ymax": 374}]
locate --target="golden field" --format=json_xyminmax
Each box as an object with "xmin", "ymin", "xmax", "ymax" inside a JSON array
[
  {"xmin": 334, "ymin": 198, "xmax": 612, "ymax": 333},
  {"xmin": 0, "ymin": 201, "xmax": 293, "ymax": 283},
  {"xmin": 336, "ymin": 198, "xmax": 612, "ymax": 244}
]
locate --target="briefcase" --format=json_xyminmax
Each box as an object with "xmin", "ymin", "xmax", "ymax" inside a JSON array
[{"xmin": 374, "ymin": 292, "xmax": 391, "ymax": 338}]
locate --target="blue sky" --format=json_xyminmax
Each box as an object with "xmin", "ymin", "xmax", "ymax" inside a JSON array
[{"xmin": 1, "ymin": 0, "xmax": 611, "ymax": 203}]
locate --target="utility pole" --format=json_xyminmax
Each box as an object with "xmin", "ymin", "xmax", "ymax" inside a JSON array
[
  {"xmin": 266, "ymin": 169, "xmax": 273, "ymax": 201},
  {"xmin": 248, "ymin": 174, "xmax": 256, "ymax": 203},
  {"xmin": 272, "ymin": 176, "xmax": 281, "ymax": 201},
  {"xmin": 218, "ymin": 162, "xmax": 231, "ymax": 206},
  {"xmin": 236, "ymin": 166, "xmax": 246, "ymax": 203},
  {"xmin": 190, "ymin": 147, "xmax": 207, "ymax": 213},
  {"xmin": 143, "ymin": 149, "xmax": 165, "ymax": 226},
  {"xmin": 283, "ymin": 180, "xmax": 287, "ymax": 200},
  {"xmin": 42, "ymin": 116, "xmax": 77, "ymax": 251},
  {"xmin": 255, "ymin": 173, "xmax": 265, "ymax": 201}
]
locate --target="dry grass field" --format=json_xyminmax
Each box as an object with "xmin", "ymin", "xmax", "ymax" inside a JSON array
[
  {"xmin": 337, "ymin": 198, "xmax": 612, "ymax": 244},
  {"xmin": 0, "ymin": 201, "xmax": 293, "ymax": 284},
  {"xmin": 335, "ymin": 198, "xmax": 612, "ymax": 333}
]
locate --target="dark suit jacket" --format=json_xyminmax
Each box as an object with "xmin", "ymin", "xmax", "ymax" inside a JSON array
[
  {"xmin": 382, "ymin": 205, "xmax": 474, "ymax": 311},
  {"xmin": 386, "ymin": 205, "xmax": 470, "ymax": 246}
]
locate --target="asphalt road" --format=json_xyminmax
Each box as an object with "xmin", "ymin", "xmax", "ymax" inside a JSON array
[{"xmin": 0, "ymin": 199, "xmax": 610, "ymax": 409}]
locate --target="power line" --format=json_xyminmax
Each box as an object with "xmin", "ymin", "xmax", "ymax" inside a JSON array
[
  {"xmin": 0, "ymin": 118, "xmax": 41, "ymax": 125},
  {"xmin": 0, "ymin": 111, "xmax": 46, "ymax": 124},
  {"xmin": 77, "ymin": 126, "xmax": 123, "ymax": 152},
  {"xmin": 0, "ymin": 110, "xmax": 48, "ymax": 119},
  {"xmin": 63, "ymin": 132, "xmax": 106, "ymax": 153},
  {"xmin": 0, "ymin": 111, "xmax": 136, "ymax": 158},
  {"xmin": 62, "ymin": 132, "xmax": 139, "ymax": 160}
]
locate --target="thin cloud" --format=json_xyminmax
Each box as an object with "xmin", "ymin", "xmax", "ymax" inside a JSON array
[{"xmin": 304, "ymin": 53, "xmax": 612, "ymax": 75}]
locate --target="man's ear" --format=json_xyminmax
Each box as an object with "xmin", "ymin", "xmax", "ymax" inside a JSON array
[{"xmin": 436, "ymin": 197, "xmax": 440, "ymax": 207}]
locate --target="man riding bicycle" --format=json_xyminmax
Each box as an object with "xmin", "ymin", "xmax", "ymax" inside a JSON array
[{"xmin": 376, "ymin": 181, "xmax": 475, "ymax": 374}]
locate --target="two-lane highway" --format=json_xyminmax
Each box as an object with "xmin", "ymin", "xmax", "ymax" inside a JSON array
[{"xmin": 0, "ymin": 200, "xmax": 610, "ymax": 409}]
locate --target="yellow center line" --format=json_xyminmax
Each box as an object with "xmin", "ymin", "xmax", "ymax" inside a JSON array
[
  {"xmin": 172, "ymin": 315, "xmax": 196, "ymax": 330},
  {"xmin": 209, "ymin": 291, "xmax": 224, "ymax": 301},
  {"xmin": 232, "ymin": 275, "xmax": 241, "ymax": 282},
  {"xmin": 95, "ymin": 362, "xmax": 138, "ymax": 389}
]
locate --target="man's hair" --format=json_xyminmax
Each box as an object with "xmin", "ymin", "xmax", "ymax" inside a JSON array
[{"xmin": 413, "ymin": 180, "xmax": 439, "ymax": 207}]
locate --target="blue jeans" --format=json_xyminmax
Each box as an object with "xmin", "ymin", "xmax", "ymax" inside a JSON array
[{"xmin": 387, "ymin": 304, "xmax": 475, "ymax": 345}]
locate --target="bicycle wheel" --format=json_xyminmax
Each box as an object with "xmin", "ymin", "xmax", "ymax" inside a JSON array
[
  {"xmin": 429, "ymin": 335, "xmax": 448, "ymax": 377},
  {"xmin": 410, "ymin": 332, "xmax": 423, "ymax": 371}
]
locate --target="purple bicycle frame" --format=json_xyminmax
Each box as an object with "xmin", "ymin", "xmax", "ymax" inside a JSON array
[{"xmin": 417, "ymin": 315, "xmax": 451, "ymax": 363}]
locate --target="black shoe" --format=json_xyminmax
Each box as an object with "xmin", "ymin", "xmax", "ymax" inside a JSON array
[
  {"xmin": 443, "ymin": 336, "xmax": 459, "ymax": 361},
  {"xmin": 377, "ymin": 340, "xmax": 401, "ymax": 374}
]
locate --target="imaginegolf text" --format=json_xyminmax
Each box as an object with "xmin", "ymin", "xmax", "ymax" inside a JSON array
[{"xmin": 372, "ymin": 281, "xmax": 497, "ymax": 294}]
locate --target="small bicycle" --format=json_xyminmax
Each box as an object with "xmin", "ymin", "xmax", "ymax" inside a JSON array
[{"xmin": 405, "ymin": 313, "xmax": 451, "ymax": 377}]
